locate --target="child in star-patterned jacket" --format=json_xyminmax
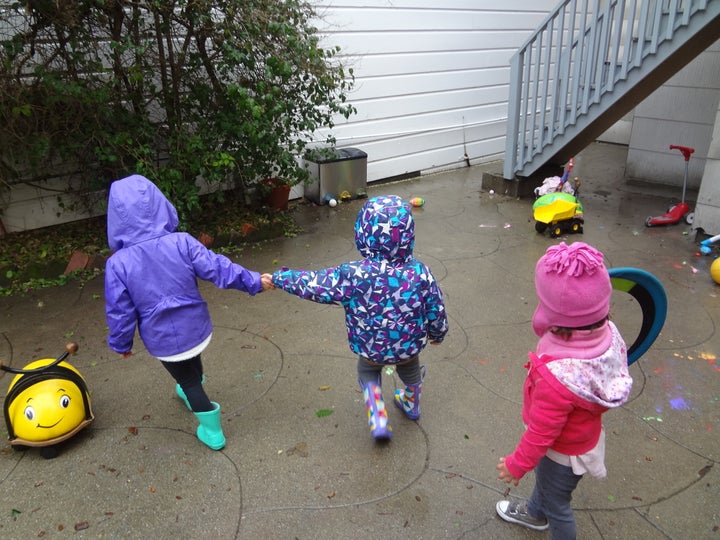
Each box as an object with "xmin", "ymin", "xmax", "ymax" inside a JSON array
[{"xmin": 272, "ymin": 195, "xmax": 448, "ymax": 440}]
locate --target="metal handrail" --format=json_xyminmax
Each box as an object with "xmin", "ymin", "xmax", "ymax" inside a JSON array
[{"xmin": 504, "ymin": 0, "xmax": 712, "ymax": 180}]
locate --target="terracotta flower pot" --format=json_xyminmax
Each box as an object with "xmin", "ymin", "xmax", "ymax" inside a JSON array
[{"xmin": 267, "ymin": 184, "xmax": 291, "ymax": 211}]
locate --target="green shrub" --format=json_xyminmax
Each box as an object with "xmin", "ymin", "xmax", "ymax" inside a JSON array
[{"xmin": 0, "ymin": 0, "xmax": 355, "ymax": 224}]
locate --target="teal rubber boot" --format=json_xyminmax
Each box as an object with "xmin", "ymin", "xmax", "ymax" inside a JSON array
[
  {"xmin": 194, "ymin": 402, "xmax": 226, "ymax": 450},
  {"xmin": 176, "ymin": 375, "xmax": 206, "ymax": 411}
]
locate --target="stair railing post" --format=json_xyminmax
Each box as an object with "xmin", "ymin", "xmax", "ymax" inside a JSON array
[{"xmin": 504, "ymin": 50, "xmax": 523, "ymax": 179}]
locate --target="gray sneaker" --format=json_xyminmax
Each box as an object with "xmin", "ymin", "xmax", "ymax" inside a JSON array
[{"xmin": 496, "ymin": 500, "xmax": 549, "ymax": 531}]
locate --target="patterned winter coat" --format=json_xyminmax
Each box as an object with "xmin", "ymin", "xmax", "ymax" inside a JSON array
[{"xmin": 272, "ymin": 195, "xmax": 448, "ymax": 364}]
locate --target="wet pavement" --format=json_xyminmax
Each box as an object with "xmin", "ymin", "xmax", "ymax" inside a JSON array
[{"xmin": 0, "ymin": 142, "xmax": 718, "ymax": 539}]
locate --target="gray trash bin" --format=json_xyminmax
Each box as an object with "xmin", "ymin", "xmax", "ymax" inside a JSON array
[{"xmin": 304, "ymin": 147, "xmax": 368, "ymax": 204}]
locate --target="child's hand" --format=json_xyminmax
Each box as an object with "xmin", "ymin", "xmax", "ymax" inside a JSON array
[
  {"xmin": 260, "ymin": 273, "xmax": 276, "ymax": 291},
  {"xmin": 496, "ymin": 457, "xmax": 520, "ymax": 486},
  {"xmin": 429, "ymin": 340, "xmax": 441, "ymax": 345}
]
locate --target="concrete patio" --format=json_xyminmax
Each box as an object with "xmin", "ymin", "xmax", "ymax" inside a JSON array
[{"xmin": 0, "ymin": 141, "xmax": 717, "ymax": 539}]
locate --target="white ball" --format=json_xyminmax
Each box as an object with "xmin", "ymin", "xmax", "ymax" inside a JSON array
[
  {"xmin": 489, "ymin": 189, "xmax": 495, "ymax": 195},
  {"xmin": 329, "ymin": 198, "xmax": 337, "ymax": 207}
]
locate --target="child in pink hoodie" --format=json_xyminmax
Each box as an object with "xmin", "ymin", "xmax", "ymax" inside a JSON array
[{"xmin": 496, "ymin": 242, "xmax": 633, "ymax": 539}]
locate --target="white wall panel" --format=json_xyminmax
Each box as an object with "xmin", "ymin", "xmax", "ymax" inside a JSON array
[
  {"xmin": 342, "ymin": 50, "xmax": 516, "ymax": 77},
  {"xmin": 310, "ymin": 1, "xmax": 559, "ymax": 182},
  {"xmin": 325, "ymin": 31, "xmax": 537, "ymax": 55},
  {"xmin": 350, "ymin": 67, "xmax": 510, "ymax": 100},
  {"xmin": 315, "ymin": 0, "xmax": 552, "ymax": 10},
  {"xmin": 627, "ymin": 39, "xmax": 720, "ymax": 188}
]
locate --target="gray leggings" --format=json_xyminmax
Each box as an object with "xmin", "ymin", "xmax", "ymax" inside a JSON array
[{"xmin": 357, "ymin": 356, "xmax": 422, "ymax": 386}]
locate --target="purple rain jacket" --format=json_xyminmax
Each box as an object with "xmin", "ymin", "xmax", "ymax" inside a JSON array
[
  {"xmin": 272, "ymin": 195, "xmax": 448, "ymax": 364},
  {"xmin": 104, "ymin": 174, "xmax": 263, "ymax": 357}
]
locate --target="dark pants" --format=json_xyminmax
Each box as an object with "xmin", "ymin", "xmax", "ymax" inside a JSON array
[
  {"xmin": 357, "ymin": 356, "xmax": 422, "ymax": 386},
  {"xmin": 528, "ymin": 456, "xmax": 583, "ymax": 540},
  {"xmin": 161, "ymin": 355, "xmax": 213, "ymax": 412}
]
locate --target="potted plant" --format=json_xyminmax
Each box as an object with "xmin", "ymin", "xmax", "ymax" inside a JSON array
[{"xmin": 261, "ymin": 177, "xmax": 292, "ymax": 211}]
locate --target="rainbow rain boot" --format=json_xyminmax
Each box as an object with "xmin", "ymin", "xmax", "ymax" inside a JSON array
[
  {"xmin": 359, "ymin": 379, "xmax": 392, "ymax": 440},
  {"xmin": 394, "ymin": 365, "xmax": 425, "ymax": 420}
]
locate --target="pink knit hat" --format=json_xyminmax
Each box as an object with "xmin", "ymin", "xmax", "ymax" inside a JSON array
[{"xmin": 532, "ymin": 242, "xmax": 611, "ymax": 337}]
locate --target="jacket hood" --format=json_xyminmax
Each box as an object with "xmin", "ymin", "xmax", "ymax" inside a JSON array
[
  {"xmin": 107, "ymin": 175, "xmax": 179, "ymax": 251},
  {"xmin": 354, "ymin": 195, "xmax": 414, "ymax": 262}
]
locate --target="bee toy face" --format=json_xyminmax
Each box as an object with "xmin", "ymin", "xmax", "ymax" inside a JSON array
[{"xmin": 4, "ymin": 359, "xmax": 94, "ymax": 448}]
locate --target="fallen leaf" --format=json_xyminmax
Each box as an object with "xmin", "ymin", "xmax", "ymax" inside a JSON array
[
  {"xmin": 287, "ymin": 441, "xmax": 309, "ymax": 457},
  {"xmin": 315, "ymin": 409, "xmax": 334, "ymax": 417},
  {"xmin": 698, "ymin": 464, "xmax": 713, "ymax": 478},
  {"xmin": 74, "ymin": 521, "xmax": 89, "ymax": 531},
  {"xmin": 327, "ymin": 490, "xmax": 335, "ymax": 499},
  {"xmin": 128, "ymin": 426, "xmax": 138, "ymax": 435},
  {"xmin": 318, "ymin": 385, "xmax": 331, "ymax": 391}
]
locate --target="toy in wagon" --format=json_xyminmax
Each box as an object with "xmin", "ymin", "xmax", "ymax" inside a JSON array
[
  {"xmin": 532, "ymin": 158, "xmax": 584, "ymax": 238},
  {"xmin": 1, "ymin": 342, "xmax": 94, "ymax": 459}
]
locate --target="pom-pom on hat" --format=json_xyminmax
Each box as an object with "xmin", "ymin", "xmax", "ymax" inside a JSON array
[{"xmin": 532, "ymin": 242, "xmax": 611, "ymax": 337}]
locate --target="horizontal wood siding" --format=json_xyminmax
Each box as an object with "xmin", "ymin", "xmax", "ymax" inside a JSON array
[{"xmin": 312, "ymin": 1, "xmax": 558, "ymax": 181}]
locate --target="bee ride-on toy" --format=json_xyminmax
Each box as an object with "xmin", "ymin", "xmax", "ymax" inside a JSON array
[
  {"xmin": 533, "ymin": 159, "xmax": 584, "ymax": 238},
  {"xmin": 1, "ymin": 343, "xmax": 94, "ymax": 459}
]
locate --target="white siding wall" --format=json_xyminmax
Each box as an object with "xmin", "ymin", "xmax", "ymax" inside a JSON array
[
  {"xmin": 312, "ymin": 0, "xmax": 558, "ymax": 182},
  {"xmin": 625, "ymin": 39, "xmax": 720, "ymax": 190},
  {"xmin": 694, "ymin": 94, "xmax": 720, "ymax": 235}
]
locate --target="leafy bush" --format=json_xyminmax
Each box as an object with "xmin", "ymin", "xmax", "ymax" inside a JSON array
[{"xmin": 0, "ymin": 0, "xmax": 355, "ymax": 224}]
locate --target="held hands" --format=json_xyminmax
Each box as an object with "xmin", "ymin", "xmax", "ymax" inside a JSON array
[
  {"xmin": 260, "ymin": 273, "xmax": 276, "ymax": 291},
  {"xmin": 496, "ymin": 457, "xmax": 520, "ymax": 486}
]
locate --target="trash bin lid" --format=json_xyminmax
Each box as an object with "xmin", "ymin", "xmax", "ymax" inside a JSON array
[{"xmin": 306, "ymin": 147, "xmax": 367, "ymax": 164}]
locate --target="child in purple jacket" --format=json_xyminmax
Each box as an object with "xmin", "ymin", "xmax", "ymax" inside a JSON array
[{"xmin": 104, "ymin": 174, "xmax": 274, "ymax": 450}]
